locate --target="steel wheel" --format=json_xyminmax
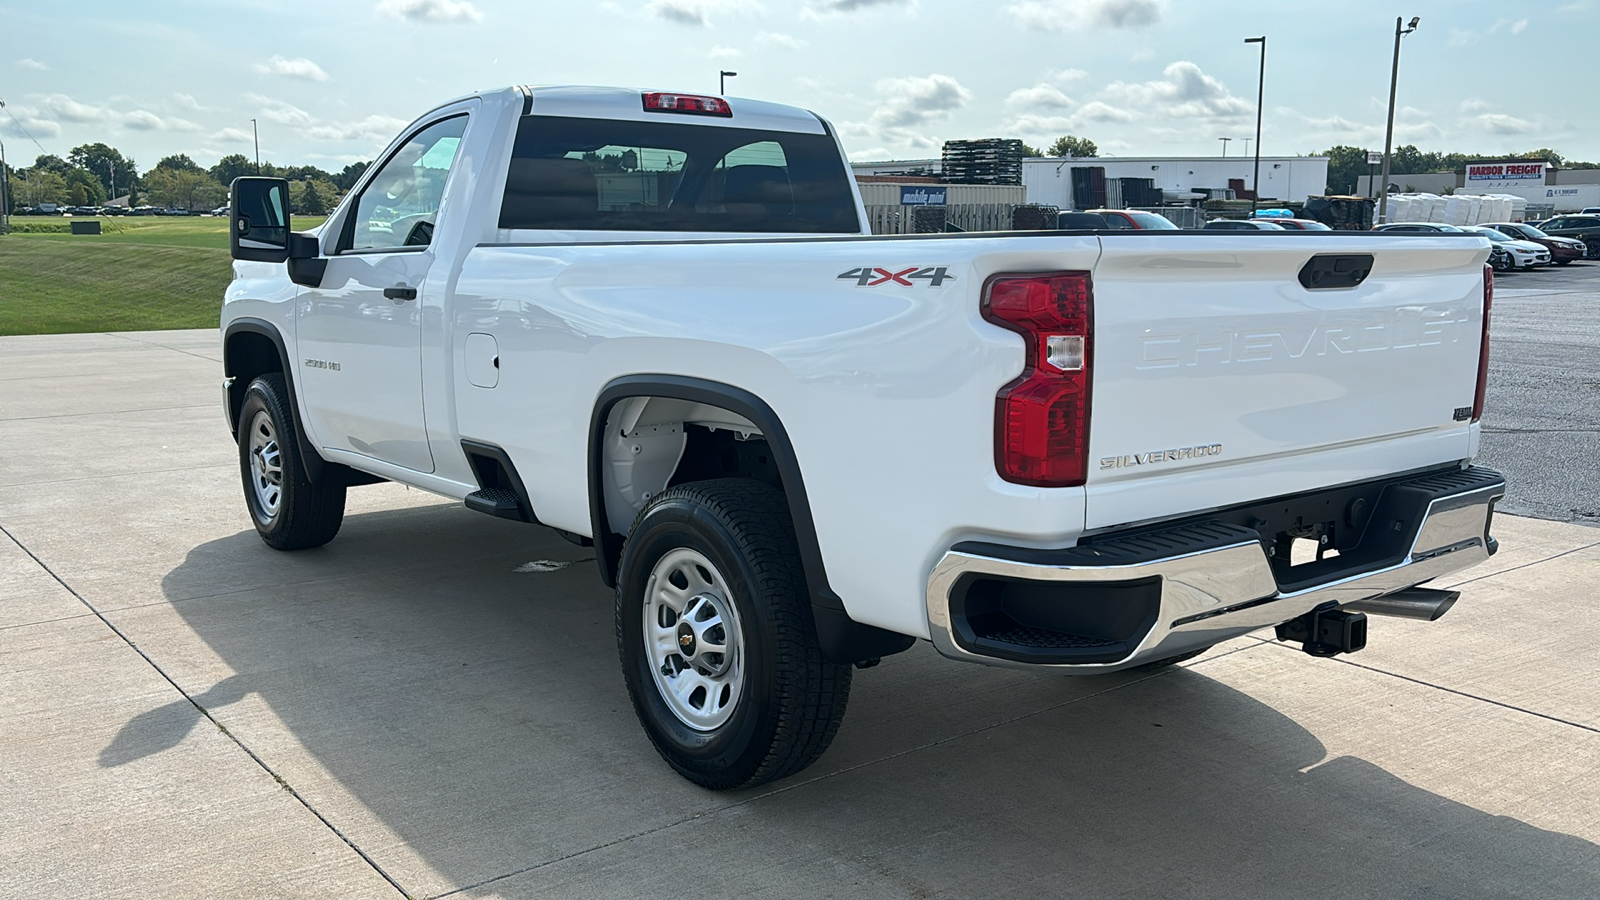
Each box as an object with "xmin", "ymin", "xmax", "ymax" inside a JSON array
[
  {"xmin": 644, "ymin": 548, "xmax": 744, "ymax": 731},
  {"xmin": 247, "ymin": 409, "xmax": 284, "ymax": 522},
  {"xmin": 235, "ymin": 372, "xmax": 345, "ymax": 550}
]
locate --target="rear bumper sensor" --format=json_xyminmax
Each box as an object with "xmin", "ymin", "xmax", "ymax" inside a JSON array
[{"xmin": 925, "ymin": 466, "xmax": 1504, "ymax": 672}]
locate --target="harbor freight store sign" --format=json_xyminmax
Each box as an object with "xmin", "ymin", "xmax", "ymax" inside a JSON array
[
  {"xmin": 1465, "ymin": 161, "xmax": 1547, "ymax": 188},
  {"xmin": 900, "ymin": 186, "xmax": 948, "ymax": 206}
]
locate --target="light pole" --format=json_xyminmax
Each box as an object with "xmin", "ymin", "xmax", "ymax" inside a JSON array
[
  {"xmin": 1245, "ymin": 35, "xmax": 1265, "ymax": 215},
  {"xmin": 1377, "ymin": 17, "xmax": 1420, "ymax": 225},
  {"xmin": 1218, "ymin": 137, "xmax": 1231, "ymax": 157},
  {"xmin": 251, "ymin": 118, "xmax": 261, "ymax": 174},
  {"xmin": 0, "ymin": 99, "xmax": 9, "ymax": 233},
  {"xmin": 719, "ymin": 70, "xmax": 737, "ymax": 95}
]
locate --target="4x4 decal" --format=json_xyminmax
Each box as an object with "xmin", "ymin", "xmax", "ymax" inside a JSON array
[{"xmin": 837, "ymin": 266, "xmax": 955, "ymax": 287}]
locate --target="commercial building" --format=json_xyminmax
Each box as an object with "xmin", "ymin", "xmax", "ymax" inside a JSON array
[{"xmin": 1357, "ymin": 161, "xmax": 1600, "ymax": 215}]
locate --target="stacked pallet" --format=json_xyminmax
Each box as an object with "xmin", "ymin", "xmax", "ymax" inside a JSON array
[{"xmin": 941, "ymin": 139, "xmax": 1025, "ymax": 185}]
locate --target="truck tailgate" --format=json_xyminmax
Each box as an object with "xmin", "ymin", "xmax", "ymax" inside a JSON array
[{"xmin": 1084, "ymin": 233, "xmax": 1488, "ymax": 531}]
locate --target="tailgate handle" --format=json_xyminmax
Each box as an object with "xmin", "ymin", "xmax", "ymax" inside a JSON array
[{"xmin": 1298, "ymin": 254, "xmax": 1374, "ymax": 290}]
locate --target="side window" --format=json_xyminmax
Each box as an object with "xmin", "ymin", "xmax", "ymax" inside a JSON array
[
  {"xmin": 1103, "ymin": 214, "xmax": 1132, "ymax": 229},
  {"xmin": 346, "ymin": 115, "xmax": 467, "ymax": 251}
]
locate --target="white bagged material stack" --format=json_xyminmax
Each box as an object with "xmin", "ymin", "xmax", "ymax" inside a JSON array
[
  {"xmin": 1443, "ymin": 195, "xmax": 1469, "ymax": 225},
  {"xmin": 1464, "ymin": 195, "xmax": 1484, "ymax": 225}
]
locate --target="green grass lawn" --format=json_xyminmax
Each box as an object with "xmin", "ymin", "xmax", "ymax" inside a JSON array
[{"xmin": 0, "ymin": 216, "xmax": 326, "ymax": 335}]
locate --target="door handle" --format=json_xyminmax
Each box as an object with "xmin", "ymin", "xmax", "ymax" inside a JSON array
[{"xmin": 384, "ymin": 286, "xmax": 417, "ymax": 302}]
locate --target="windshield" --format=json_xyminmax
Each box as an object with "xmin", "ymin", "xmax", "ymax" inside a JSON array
[
  {"xmin": 1298, "ymin": 221, "xmax": 1332, "ymax": 230},
  {"xmin": 1512, "ymin": 224, "xmax": 1550, "ymax": 238},
  {"xmin": 1472, "ymin": 228, "xmax": 1510, "ymax": 243},
  {"xmin": 1128, "ymin": 212, "xmax": 1179, "ymax": 230}
]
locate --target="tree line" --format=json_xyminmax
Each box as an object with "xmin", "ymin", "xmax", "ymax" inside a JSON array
[
  {"xmin": 1319, "ymin": 145, "xmax": 1599, "ymax": 195},
  {"xmin": 4, "ymin": 143, "xmax": 370, "ymax": 214}
]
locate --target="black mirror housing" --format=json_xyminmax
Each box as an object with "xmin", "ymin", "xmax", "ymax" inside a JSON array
[{"xmin": 230, "ymin": 177, "xmax": 291, "ymax": 262}]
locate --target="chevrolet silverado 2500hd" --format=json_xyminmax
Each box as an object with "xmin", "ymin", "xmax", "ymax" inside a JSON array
[{"xmin": 222, "ymin": 85, "xmax": 1504, "ymax": 789}]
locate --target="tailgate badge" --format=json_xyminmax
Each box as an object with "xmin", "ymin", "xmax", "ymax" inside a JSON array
[{"xmin": 1100, "ymin": 443, "xmax": 1222, "ymax": 470}]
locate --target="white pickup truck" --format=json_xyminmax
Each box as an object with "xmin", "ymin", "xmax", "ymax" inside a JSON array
[{"xmin": 223, "ymin": 85, "xmax": 1504, "ymax": 789}]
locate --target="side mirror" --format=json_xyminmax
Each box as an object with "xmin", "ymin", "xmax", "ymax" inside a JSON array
[{"xmin": 230, "ymin": 177, "xmax": 291, "ymax": 262}]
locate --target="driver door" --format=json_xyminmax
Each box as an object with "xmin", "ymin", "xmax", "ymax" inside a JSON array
[{"xmin": 296, "ymin": 112, "xmax": 470, "ymax": 474}]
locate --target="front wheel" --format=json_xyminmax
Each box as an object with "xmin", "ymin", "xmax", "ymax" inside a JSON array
[
  {"xmin": 1587, "ymin": 238, "xmax": 1600, "ymax": 259},
  {"xmin": 616, "ymin": 479, "xmax": 852, "ymax": 790},
  {"xmin": 237, "ymin": 373, "xmax": 346, "ymax": 550}
]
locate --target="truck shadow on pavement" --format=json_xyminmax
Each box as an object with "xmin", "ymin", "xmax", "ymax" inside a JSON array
[{"xmin": 151, "ymin": 502, "xmax": 1600, "ymax": 899}]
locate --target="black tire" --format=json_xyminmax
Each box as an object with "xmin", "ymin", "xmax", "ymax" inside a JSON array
[
  {"xmin": 616, "ymin": 478, "xmax": 851, "ymax": 790},
  {"xmin": 237, "ymin": 373, "xmax": 345, "ymax": 550},
  {"xmin": 1587, "ymin": 238, "xmax": 1600, "ymax": 260},
  {"xmin": 1557, "ymin": 259, "xmax": 1573, "ymax": 266}
]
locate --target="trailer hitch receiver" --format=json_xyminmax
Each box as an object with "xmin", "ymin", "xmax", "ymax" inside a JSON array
[{"xmin": 1275, "ymin": 607, "xmax": 1367, "ymax": 657}]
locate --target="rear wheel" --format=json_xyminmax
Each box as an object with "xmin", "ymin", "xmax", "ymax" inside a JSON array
[
  {"xmin": 1586, "ymin": 238, "xmax": 1600, "ymax": 259},
  {"xmin": 237, "ymin": 373, "xmax": 345, "ymax": 550},
  {"xmin": 616, "ymin": 479, "xmax": 851, "ymax": 790}
]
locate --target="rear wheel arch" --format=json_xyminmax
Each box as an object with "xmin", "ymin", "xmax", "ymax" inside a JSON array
[{"xmin": 587, "ymin": 375, "xmax": 914, "ymax": 665}]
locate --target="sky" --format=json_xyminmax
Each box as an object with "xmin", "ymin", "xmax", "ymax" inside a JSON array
[{"xmin": 2, "ymin": 0, "xmax": 1596, "ymax": 174}]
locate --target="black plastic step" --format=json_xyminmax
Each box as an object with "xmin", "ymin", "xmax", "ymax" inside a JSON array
[
  {"xmin": 980, "ymin": 626, "xmax": 1119, "ymax": 651},
  {"xmin": 465, "ymin": 486, "xmax": 523, "ymax": 521}
]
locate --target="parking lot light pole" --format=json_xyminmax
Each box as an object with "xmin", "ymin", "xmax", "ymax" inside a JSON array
[
  {"xmin": 1378, "ymin": 16, "xmax": 1420, "ymax": 225},
  {"xmin": 1246, "ymin": 35, "xmax": 1265, "ymax": 216},
  {"xmin": 719, "ymin": 71, "xmax": 737, "ymax": 95},
  {"xmin": 252, "ymin": 118, "xmax": 261, "ymax": 175},
  {"xmin": 1219, "ymin": 137, "xmax": 1231, "ymax": 157}
]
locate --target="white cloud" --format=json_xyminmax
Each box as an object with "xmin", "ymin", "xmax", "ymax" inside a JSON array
[
  {"xmin": 214, "ymin": 127, "xmax": 255, "ymax": 143},
  {"xmin": 42, "ymin": 94, "xmax": 115, "ymax": 124},
  {"xmin": 307, "ymin": 114, "xmax": 411, "ymax": 141},
  {"xmin": 1007, "ymin": 0, "xmax": 1163, "ymax": 32},
  {"xmin": 0, "ymin": 104, "xmax": 62, "ymax": 139},
  {"xmin": 255, "ymin": 55, "xmax": 330, "ymax": 82},
  {"xmin": 1007, "ymin": 83, "xmax": 1075, "ymax": 110},
  {"xmin": 1049, "ymin": 68, "xmax": 1089, "ymax": 84},
  {"xmin": 1474, "ymin": 113, "xmax": 1537, "ymax": 135},
  {"xmin": 174, "ymin": 92, "xmax": 205, "ymax": 111},
  {"xmin": 709, "ymin": 45, "xmax": 743, "ymax": 60},
  {"xmin": 1510, "ymin": 18, "xmax": 1529, "ymax": 33},
  {"xmin": 1104, "ymin": 61, "xmax": 1250, "ymax": 118},
  {"xmin": 122, "ymin": 110, "xmax": 203, "ymax": 132},
  {"xmin": 16, "ymin": 58, "xmax": 48, "ymax": 71},
  {"xmin": 809, "ymin": 0, "xmax": 911, "ymax": 11},
  {"xmin": 871, "ymin": 73, "xmax": 971, "ymax": 129},
  {"xmin": 375, "ymin": 0, "xmax": 483, "ymax": 22},
  {"xmin": 755, "ymin": 31, "xmax": 806, "ymax": 49},
  {"xmin": 1073, "ymin": 100, "xmax": 1136, "ymax": 123},
  {"xmin": 247, "ymin": 95, "xmax": 317, "ymax": 128},
  {"xmin": 647, "ymin": 0, "xmax": 758, "ymax": 25}
]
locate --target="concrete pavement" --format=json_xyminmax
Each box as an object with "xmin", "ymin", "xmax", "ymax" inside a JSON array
[{"xmin": 2, "ymin": 330, "xmax": 1598, "ymax": 899}]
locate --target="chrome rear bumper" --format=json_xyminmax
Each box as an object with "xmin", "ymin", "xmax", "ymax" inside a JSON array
[{"xmin": 926, "ymin": 466, "xmax": 1504, "ymax": 672}]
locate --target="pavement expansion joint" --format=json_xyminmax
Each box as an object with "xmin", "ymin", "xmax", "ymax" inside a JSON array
[
  {"xmin": 0, "ymin": 520, "xmax": 413, "ymax": 899},
  {"xmin": 1259, "ymin": 640, "xmax": 1600, "ymax": 736},
  {"xmin": 1444, "ymin": 539, "xmax": 1600, "ymax": 590},
  {"xmin": 107, "ymin": 331, "xmax": 225, "ymax": 363},
  {"xmin": 1, "ymin": 404, "xmax": 215, "ymax": 423},
  {"xmin": 3, "ymin": 463, "xmax": 234, "ymax": 489}
]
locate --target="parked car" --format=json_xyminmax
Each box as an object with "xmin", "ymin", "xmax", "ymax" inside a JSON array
[
  {"xmin": 1249, "ymin": 218, "xmax": 1331, "ymax": 231},
  {"xmin": 210, "ymin": 205, "xmax": 231, "ymax": 217},
  {"xmin": 1055, "ymin": 211, "xmax": 1109, "ymax": 229},
  {"xmin": 1580, "ymin": 207, "xmax": 1600, "ymax": 215},
  {"xmin": 1204, "ymin": 219, "xmax": 1286, "ymax": 230},
  {"xmin": 1463, "ymin": 226, "xmax": 1549, "ymax": 270},
  {"xmin": 1086, "ymin": 209, "xmax": 1180, "ymax": 230},
  {"xmin": 1536, "ymin": 215, "xmax": 1600, "ymax": 258},
  {"xmin": 1483, "ymin": 222, "xmax": 1585, "ymax": 265},
  {"xmin": 1371, "ymin": 222, "xmax": 1467, "ymax": 233}
]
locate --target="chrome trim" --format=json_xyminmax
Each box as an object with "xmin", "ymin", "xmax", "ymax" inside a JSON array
[{"xmin": 925, "ymin": 478, "xmax": 1503, "ymax": 672}]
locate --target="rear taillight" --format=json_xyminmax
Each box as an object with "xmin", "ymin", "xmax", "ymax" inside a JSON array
[
  {"xmin": 982, "ymin": 272, "xmax": 1093, "ymax": 487},
  {"xmin": 1472, "ymin": 263, "xmax": 1492, "ymax": 422}
]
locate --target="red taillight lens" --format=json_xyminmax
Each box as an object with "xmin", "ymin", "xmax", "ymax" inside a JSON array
[
  {"xmin": 1472, "ymin": 263, "xmax": 1492, "ymax": 422},
  {"xmin": 982, "ymin": 272, "xmax": 1093, "ymax": 487},
  {"xmin": 642, "ymin": 92, "xmax": 732, "ymax": 117}
]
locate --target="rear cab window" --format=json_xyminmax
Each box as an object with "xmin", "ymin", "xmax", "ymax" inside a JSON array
[{"xmin": 498, "ymin": 115, "xmax": 860, "ymax": 233}]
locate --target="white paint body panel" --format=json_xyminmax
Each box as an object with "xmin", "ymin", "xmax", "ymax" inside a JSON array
[{"xmin": 222, "ymin": 85, "xmax": 1493, "ymax": 642}]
